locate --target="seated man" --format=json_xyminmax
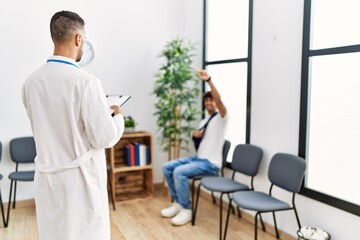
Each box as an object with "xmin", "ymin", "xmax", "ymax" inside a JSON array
[{"xmin": 161, "ymin": 69, "xmax": 227, "ymax": 226}]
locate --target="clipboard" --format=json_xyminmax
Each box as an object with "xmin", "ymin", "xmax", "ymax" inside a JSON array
[
  {"xmin": 106, "ymin": 94, "xmax": 131, "ymax": 106},
  {"xmin": 106, "ymin": 94, "xmax": 131, "ymax": 113}
]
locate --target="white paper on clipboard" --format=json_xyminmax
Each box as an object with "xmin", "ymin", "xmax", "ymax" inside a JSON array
[{"xmin": 106, "ymin": 94, "xmax": 131, "ymax": 113}]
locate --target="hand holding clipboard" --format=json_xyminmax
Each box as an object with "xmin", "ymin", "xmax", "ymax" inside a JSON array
[{"xmin": 106, "ymin": 94, "xmax": 131, "ymax": 115}]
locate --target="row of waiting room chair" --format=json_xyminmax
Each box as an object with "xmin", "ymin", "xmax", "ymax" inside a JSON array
[
  {"xmin": 191, "ymin": 141, "xmax": 306, "ymax": 240},
  {"xmin": 0, "ymin": 137, "xmax": 36, "ymax": 228},
  {"xmin": 1, "ymin": 137, "xmax": 306, "ymax": 240}
]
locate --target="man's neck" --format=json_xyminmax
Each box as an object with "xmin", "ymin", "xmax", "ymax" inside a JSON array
[
  {"xmin": 207, "ymin": 110, "xmax": 216, "ymax": 116},
  {"xmin": 53, "ymin": 45, "xmax": 77, "ymax": 61}
]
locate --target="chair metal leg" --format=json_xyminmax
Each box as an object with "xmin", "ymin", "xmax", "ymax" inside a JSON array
[
  {"xmin": 191, "ymin": 179, "xmax": 195, "ymax": 218},
  {"xmin": 254, "ymin": 212, "xmax": 259, "ymax": 240},
  {"xmin": 192, "ymin": 183, "xmax": 202, "ymax": 225},
  {"xmin": 223, "ymin": 198, "xmax": 233, "ymax": 240},
  {"xmin": 272, "ymin": 212, "xmax": 279, "ymax": 239},
  {"xmin": 219, "ymin": 193, "xmax": 224, "ymax": 240},
  {"xmin": 259, "ymin": 213, "xmax": 265, "ymax": 231},
  {"xmin": 226, "ymin": 193, "xmax": 235, "ymax": 215},
  {"xmin": 0, "ymin": 190, "xmax": 6, "ymax": 227},
  {"xmin": 237, "ymin": 207, "xmax": 242, "ymax": 218},
  {"xmin": 294, "ymin": 206, "xmax": 302, "ymax": 229},
  {"xmin": 211, "ymin": 191, "xmax": 216, "ymax": 204},
  {"xmin": 12, "ymin": 180, "xmax": 17, "ymax": 209},
  {"xmin": 6, "ymin": 180, "xmax": 14, "ymax": 227}
]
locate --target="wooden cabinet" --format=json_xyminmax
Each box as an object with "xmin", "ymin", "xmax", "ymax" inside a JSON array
[{"xmin": 106, "ymin": 131, "xmax": 154, "ymax": 202}]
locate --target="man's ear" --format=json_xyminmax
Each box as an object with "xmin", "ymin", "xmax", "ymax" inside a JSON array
[{"xmin": 75, "ymin": 34, "xmax": 82, "ymax": 47}]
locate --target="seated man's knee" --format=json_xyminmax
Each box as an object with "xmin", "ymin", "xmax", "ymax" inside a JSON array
[
  {"xmin": 173, "ymin": 168, "xmax": 187, "ymax": 180},
  {"xmin": 162, "ymin": 161, "xmax": 172, "ymax": 174}
]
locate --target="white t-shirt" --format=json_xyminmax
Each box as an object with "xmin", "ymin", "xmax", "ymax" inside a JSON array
[{"xmin": 197, "ymin": 113, "xmax": 228, "ymax": 168}]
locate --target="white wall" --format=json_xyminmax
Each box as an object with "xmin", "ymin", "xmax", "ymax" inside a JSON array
[
  {"xmin": 247, "ymin": 0, "xmax": 360, "ymax": 239},
  {"xmin": 0, "ymin": 0, "xmax": 202, "ymax": 202}
]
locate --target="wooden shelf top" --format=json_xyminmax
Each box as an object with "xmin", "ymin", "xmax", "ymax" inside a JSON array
[
  {"xmin": 122, "ymin": 131, "xmax": 152, "ymax": 138},
  {"xmin": 113, "ymin": 165, "xmax": 152, "ymax": 173}
]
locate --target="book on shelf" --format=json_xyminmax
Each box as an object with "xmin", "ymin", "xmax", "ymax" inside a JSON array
[
  {"xmin": 146, "ymin": 145, "xmax": 150, "ymax": 165},
  {"xmin": 139, "ymin": 144, "xmax": 147, "ymax": 166},
  {"xmin": 134, "ymin": 142, "xmax": 142, "ymax": 166},
  {"xmin": 124, "ymin": 142, "xmax": 151, "ymax": 166},
  {"xmin": 124, "ymin": 143, "xmax": 135, "ymax": 166}
]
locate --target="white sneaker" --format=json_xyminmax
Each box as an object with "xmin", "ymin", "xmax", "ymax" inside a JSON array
[
  {"xmin": 161, "ymin": 202, "xmax": 181, "ymax": 218},
  {"xmin": 171, "ymin": 209, "xmax": 192, "ymax": 226}
]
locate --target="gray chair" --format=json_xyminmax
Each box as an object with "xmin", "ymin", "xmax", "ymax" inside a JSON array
[
  {"xmin": 0, "ymin": 142, "xmax": 6, "ymax": 227},
  {"xmin": 6, "ymin": 137, "xmax": 36, "ymax": 227},
  {"xmin": 224, "ymin": 153, "xmax": 306, "ymax": 240},
  {"xmin": 193, "ymin": 144, "xmax": 263, "ymax": 240},
  {"xmin": 190, "ymin": 140, "xmax": 231, "ymax": 225}
]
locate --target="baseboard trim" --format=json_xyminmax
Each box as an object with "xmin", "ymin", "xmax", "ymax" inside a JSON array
[
  {"xmin": 3, "ymin": 199, "xmax": 35, "ymax": 209},
  {"xmin": 198, "ymin": 189, "xmax": 296, "ymax": 240},
  {"xmin": 5, "ymin": 184, "xmax": 166, "ymax": 209},
  {"xmin": 154, "ymin": 182, "xmax": 164, "ymax": 191}
]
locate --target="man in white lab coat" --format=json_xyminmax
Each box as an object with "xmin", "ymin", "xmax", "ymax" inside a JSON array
[{"xmin": 22, "ymin": 11, "xmax": 124, "ymax": 240}]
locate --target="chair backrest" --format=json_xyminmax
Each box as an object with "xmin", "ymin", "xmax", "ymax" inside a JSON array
[
  {"xmin": 220, "ymin": 140, "xmax": 231, "ymax": 176},
  {"xmin": 231, "ymin": 144, "xmax": 263, "ymax": 177},
  {"xmin": 222, "ymin": 140, "xmax": 231, "ymax": 166},
  {"xmin": 9, "ymin": 137, "xmax": 36, "ymax": 163},
  {"xmin": 268, "ymin": 153, "xmax": 306, "ymax": 193}
]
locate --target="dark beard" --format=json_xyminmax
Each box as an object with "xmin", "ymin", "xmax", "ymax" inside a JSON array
[{"xmin": 76, "ymin": 54, "xmax": 82, "ymax": 62}]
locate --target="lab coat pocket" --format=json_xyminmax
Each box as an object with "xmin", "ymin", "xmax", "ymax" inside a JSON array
[{"xmin": 80, "ymin": 157, "xmax": 102, "ymax": 196}]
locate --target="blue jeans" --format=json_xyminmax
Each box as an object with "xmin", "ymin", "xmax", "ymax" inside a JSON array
[{"xmin": 162, "ymin": 156, "xmax": 219, "ymax": 209}]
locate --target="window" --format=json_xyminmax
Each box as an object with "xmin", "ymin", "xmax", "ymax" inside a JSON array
[
  {"xmin": 203, "ymin": 0, "xmax": 253, "ymax": 162},
  {"xmin": 300, "ymin": 0, "xmax": 360, "ymax": 216}
]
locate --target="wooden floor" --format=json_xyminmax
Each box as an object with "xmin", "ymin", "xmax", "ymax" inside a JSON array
[{"xmin": 0, "ymin": 187, "xmax": 294, "ymax": 240}]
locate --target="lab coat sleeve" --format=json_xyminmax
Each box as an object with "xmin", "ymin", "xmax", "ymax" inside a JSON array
[
  {"xmin": 21, "ymin": 83, "xmax": 36, "ymax": 132},
  {"xmin": 21, "ymin": 84, "xmax": 30, "ymax": 117},
  {"xmin": 21, "ymin": 85, "xmax": 27, "ymax": 109},
  {"xmin": 81, "ymin": 77, "xmax": 124, "ymax": 149}
]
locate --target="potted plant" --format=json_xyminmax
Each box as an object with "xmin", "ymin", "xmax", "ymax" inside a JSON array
[
  {"xmin": 153, "ymin": 38, "xmax": 201, "ymax": 160},
  {"xmin": 124, "ymin": 116, "xmax": 136, "ymax": 133}
]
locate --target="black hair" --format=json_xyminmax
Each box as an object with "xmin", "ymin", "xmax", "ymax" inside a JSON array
[
  {"xmin": 50, "ymin": 11, "xmax": 85, "ymax": 43},
  {"xmin": 203, "ymin": 91, "xmax": 213, "ymax": 100}
]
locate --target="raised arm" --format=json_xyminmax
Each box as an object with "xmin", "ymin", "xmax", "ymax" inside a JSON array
[{"xmin": 196, "ymin": 69, "xmax": 227, "ymax": 118}]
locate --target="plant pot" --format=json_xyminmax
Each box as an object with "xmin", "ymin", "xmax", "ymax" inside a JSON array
[{"xmin": 124, "ymin": 127, "xmax": 135, "ymax": 133}]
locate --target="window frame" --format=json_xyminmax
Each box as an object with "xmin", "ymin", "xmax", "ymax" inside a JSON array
[
  {"xmin": 202, "ymin": 0, "xmax": 253, "ymax": 156},
  {"xmin": 299, "ymin": 0, "xmax": 360, "ymax": 216}
]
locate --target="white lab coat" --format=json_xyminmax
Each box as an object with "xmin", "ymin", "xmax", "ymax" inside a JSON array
[{"xmin": 22, "ymin": 56, "xmax": 124, "ymax": 240}]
